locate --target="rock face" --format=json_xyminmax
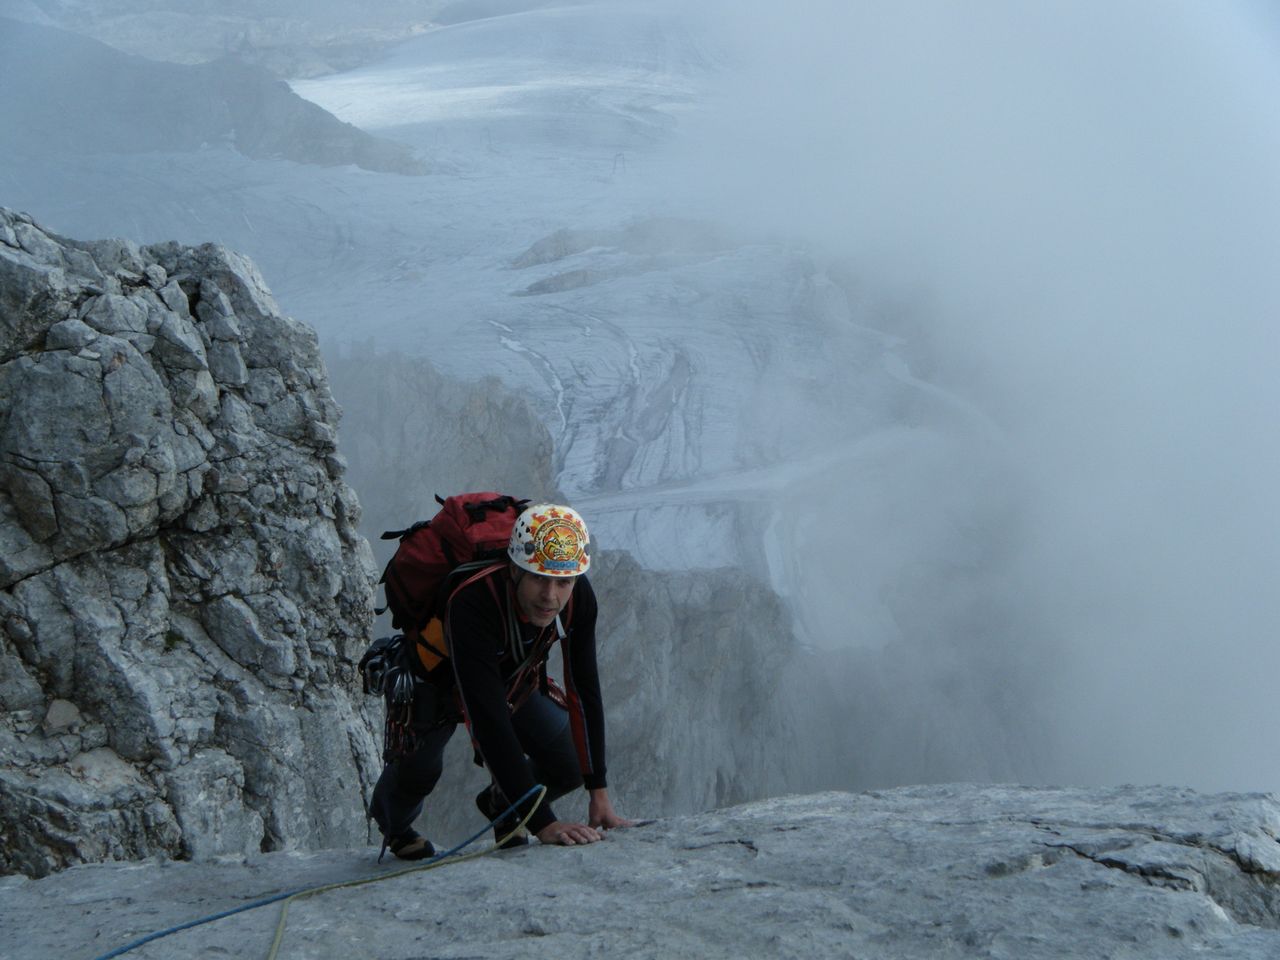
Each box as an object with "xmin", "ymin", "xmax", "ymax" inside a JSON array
[
  {"xmin": 2, "ymin": 784, "xmax": 1278, "ymax": 959},
  {"xmin": 0, "ymin": 209, "xmax": 381, "ymax": 877},
  {"xmin": 589, "ymin": 551, "xmax": 803, "ymax": 816},
  {"xmin": 324, "ymin": 348, "xmax": 558, "ymax": 546}
]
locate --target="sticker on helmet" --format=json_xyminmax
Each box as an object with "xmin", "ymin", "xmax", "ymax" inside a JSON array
[
  {"xmin": 533, "ymin": 516, "xmax": 586, "ymax": 571},
  {"xmin": 510, "ymin": 503, "xmax": 591, "ymax": 576}
]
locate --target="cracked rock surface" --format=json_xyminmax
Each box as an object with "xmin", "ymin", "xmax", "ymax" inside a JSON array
[
  {"xmin": 2, "ymin": 785, "xmax": 1278, "ymax": 959},
  {"xmin": 0, "ymin": 208, "xmax": 381, "ymax": 877}
]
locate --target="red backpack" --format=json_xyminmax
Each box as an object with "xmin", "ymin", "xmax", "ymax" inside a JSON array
[{"xmin": 379, "ymin": 492, "xmax": 528, "ymax": 671}]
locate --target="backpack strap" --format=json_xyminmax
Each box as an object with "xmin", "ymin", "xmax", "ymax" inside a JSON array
[
  {"xmin": 505, "ymin": 590, "xmax": 575, "ymax": 713},
  {"xmin": 537, "ymin": 592, "xmax": 573, "ymax": 699},
  {"xmin": 440, "ymin": 565, "xmax": 577, "ymax": 713},
  {"xmin": 437, "ymin": 561, "xmax": 509, "ymax": 651},
  {"xmin": 410, "ymin": 562, "xmax": 506, "ymax": 676}
]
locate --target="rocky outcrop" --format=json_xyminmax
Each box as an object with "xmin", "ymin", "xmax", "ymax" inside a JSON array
[
  {"xmin": 3, "ymin": 784, "xmax": 1279, "ymax": 959},
  {"xmin": 0, "ymin": 209, "xmax": 381, "ymax": 877}
]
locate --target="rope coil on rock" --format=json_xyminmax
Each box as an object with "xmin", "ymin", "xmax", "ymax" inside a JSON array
[{"xmin": 88, "ymin": 785, "xmax": 547, "ymax": 960}]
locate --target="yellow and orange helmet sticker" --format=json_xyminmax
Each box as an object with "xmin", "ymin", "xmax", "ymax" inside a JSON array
[{"xmin": 510, "ymin": 504, "xmax": 591, "ymax": 576}]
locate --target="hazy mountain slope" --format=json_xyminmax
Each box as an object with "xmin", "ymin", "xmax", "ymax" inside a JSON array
[
  {"xmin": 0, "ymin": 0, "xmax": 586, "ymax": 75},
  {"xmin": 0, "ymin": 17, "xmax": 424, "ymax": 172}
]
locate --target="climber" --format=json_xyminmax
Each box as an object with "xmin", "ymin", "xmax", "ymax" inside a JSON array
[{"xmin": 369, "ymin": 503, "xmax": 633, "ymax": 860}]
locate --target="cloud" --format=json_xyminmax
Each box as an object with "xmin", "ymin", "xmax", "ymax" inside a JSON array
[{"xmin": 685, "ymin": 0, "xmax": 1280, "ymax": 793}]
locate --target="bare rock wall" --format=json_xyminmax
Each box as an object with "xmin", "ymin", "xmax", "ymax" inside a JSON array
[{"xmin": 0, "ymin": 209, "xmax": 381, "ymax": 877}]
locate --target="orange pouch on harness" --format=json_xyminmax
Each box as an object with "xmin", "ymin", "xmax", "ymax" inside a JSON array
[{"xmin": 416, "ymin": 617, "xmax": 448, "ymax": 673}]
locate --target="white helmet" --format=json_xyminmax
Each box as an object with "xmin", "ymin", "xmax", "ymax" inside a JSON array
[{"xmin": 508, "ymin": 503, "xmax": 591, "ymax": 576}]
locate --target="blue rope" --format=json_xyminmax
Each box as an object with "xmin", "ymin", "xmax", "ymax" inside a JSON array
[{"xmin": 88, "ymin": 785, "xmax": 544, "ymax": 960}]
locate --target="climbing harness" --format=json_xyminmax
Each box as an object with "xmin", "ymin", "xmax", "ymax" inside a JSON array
[{"xmin": 88, "ymin": 784, "xmax": 547, "ymax": 960}]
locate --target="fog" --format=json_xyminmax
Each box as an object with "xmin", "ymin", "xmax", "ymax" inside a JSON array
[
  {"xmin": 684, "ymin": 0, "xmax": 1280, "ymax": 794},
  {"xmin": 3, "ymin": 1, "xmax": 1278, "ymax": 800}
]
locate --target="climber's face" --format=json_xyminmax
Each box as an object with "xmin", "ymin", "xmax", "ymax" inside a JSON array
[{"xmin": 513, "ymin": 568, "xmax": 576, "ymax": 627}]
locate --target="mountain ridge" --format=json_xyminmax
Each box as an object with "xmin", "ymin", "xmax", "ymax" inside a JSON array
[{"xmin": 0, "ymin": 16, "xmax": 426, "ymax": 174}]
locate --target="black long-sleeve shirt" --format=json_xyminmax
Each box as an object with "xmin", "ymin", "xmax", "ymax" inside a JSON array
[{"xmin": 446, "ymin": 569, "xmax": 607, "ymax": 834}]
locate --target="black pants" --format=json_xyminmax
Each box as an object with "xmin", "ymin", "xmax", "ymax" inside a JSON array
[{"xmin": 369, "ymin": 676, "xmax": 583, "ymax": 841}]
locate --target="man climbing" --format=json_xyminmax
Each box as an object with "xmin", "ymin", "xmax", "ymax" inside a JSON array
[{"xmin": 370, "ymin": 502, "xmax": 632, "ymax": 859}]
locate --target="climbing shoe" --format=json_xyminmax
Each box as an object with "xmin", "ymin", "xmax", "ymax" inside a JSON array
[
  {"xmin": 388, "ymin": 829, "xmax": 435, "ymax": 861},
  {"xmin": 476, "ymin": 785, "xmax": 530, "ymax": 849}
]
